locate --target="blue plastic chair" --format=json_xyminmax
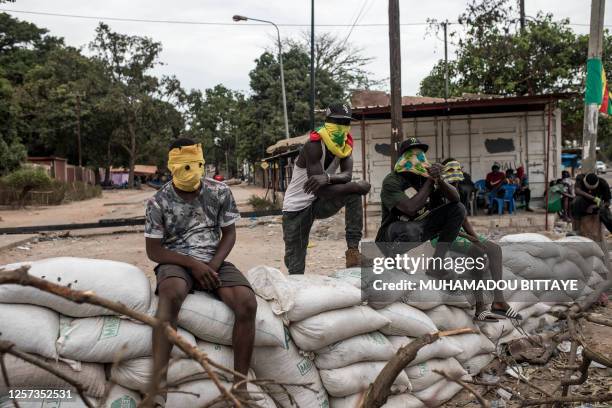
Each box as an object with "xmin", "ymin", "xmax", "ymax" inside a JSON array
[
  {"xmin": 474, "ymin": 179, "xmax": 486, "ymax": 200},
  {"xmin": 493, "ymin": 184, "xmax": 518, "ymax": 215}
]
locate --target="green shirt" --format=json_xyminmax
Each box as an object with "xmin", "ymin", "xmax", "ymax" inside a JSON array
[{"xmin": 376, "ymin": 172, "xmax": 443, "ymax": 241}]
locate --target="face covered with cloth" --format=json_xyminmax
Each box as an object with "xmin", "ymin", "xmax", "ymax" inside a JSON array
[
  {"xmin": 442, "ymin": 160, "xmax": 464, "ymax": 183},
  {"xmin": 167, "ymin": 143, "xmax": 205, "ymax": 192},
  {"xmin": 313, "ymin": 122, "xmax": 354, "ymax": 159},
  {"xmin": 394, "ymin": 148, "xmax": 431, "ymax": 176}
]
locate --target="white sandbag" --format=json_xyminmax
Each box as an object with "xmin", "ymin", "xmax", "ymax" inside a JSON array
[
  {"xmin": 425, "ymin": 305, "xmax": 476, "ymax": 331},
  {"xmin": 519, "ymin": 302, "xmax": 552, "ymax": 319},
  {"xmin": 556, "ymin": 236, "xmax": 604, "ymax": 258},
  {"xmin": 499, "ymin": 328, "xmax": 525, "ymax": 344},
  {"xmin": 499, "ymin": 233, "xmax": 552, "ymax": 243},
  {"xmin": 413, "ymin": 378, "xmax": 466, "ymax": 406},
  {"xmin": 178, "ymin": 292, "xmax": 285, "ymax": 347},
  {"xmin": 330, "ymin": 268, "xmax": 363, "ymax": 288},
  {"xmin": 110, "ymin": 357, "xmax": 151, "ymax": 392},
  {"xmin": 330, "ymin": 393, "xmax": 424, "ymax": 408},
  {"xmin": 167, "ymin": 380, "xmax": 276, "ymax": 408},
  {"xmin": 56, "ymin": 315, "xmax": 196, "ymax": 362},
  {"xmin": 478, "ymin": 319, "xmax": 515, "ymax": 342},
  {"xmin": 315, "ymin": 332, "xmax": 396, "ymax": 370},
  {"xmin": 462, "ymin": 353, "xmax": 495, "ymax": 376},
  {"xmin": 289, "ymin": 306, "xmax": 390, "ymax": 351},
  {"xmin": 0, "ymin": 354, "xmax": 105, "ymax": 398},
  {"xmin": 167, "ymin": 341, "xmax": 235, "ymax": 385},
  {"xmin": 448, "ymin": 333, "xmax": 495, "ymax": 363},
  {"xmin": 252, "ymin": 337, "xmax": 329, "ymax": 408},
  {"xmin": 587, "ymin": 271, "xmax": 605, "ymax": 288},
  {"xmin": 101, "ymin": 384, "xmax": 141, "ymax": 408},
  {"xmin": 0, "ymin": 303, "xmax": 59, "ymax": 359},
  {"xmin": 387, "ymin": 336, "xmax": 463, "ymax": 366},
  {"xmin": 320, "ymin": 361, "xmax": 411, "ymax": 397},
  {"xmin": 0, "ymin": 257, "xmax": 150, "ymax": 317},
  {"xmin": 401, "ymin": 289, "xmax": 472, "ymax": 311},
  {"xmin": 246, "ymin": 266, "xmax": 362, "ymax": 322},
  {"xmin": 405, "ymin": 358, "xmax": 466, "ymax": 392},
  {"xmin": 377, "ymin": 303, "xmax": 437, "ymax": 336}
]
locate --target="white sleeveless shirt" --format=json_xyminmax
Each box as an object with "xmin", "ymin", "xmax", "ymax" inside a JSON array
[{"xmin": 282, "ymin": 141, "xmax": 340, "ymax": 212}]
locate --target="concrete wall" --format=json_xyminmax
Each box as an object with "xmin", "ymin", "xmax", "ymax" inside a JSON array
[{"xmin": 351, "ymin": 106, "xmax": 562, "ymax": 216}]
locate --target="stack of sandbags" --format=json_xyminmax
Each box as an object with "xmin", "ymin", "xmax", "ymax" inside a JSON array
[
  {"xmin": 247, "ymin": 266, "xmax": 411, "ymax": 405},
  {"xmin": 0, "ymin": 258, "xmax": 152, "ymax": 405}
]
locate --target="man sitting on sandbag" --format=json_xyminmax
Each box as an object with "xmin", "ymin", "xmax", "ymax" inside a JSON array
[
  {"xmin": 438, "ymin": 158, "xmax": 522, "ymax": 321},
  {"xmin": 375, "ymin": 138, "xmax": 465, "ymax": 281},
  {"xmin": 572, "ymin": 172, "xmax": 612, "ymax": 233},
  {"xmin": 282, "ymin": 102, "xmax": 371, "ymax": 274},
  {"xmin": 144, "ymin": 138, "xmax": 257, "ymax": 406}
]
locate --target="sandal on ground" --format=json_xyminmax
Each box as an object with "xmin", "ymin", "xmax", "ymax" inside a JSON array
[
  {"xmin": 473, "ymin": 310, "xmax": 501, "ymax": 322},
  {"xmin": 491, "ymin": 305, "xmax": 522, "ymax": 320}
]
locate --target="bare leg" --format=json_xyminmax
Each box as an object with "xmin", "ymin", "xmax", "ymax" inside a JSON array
[
  {"xmin": 217, "ymin": 285, "xmax": 257, "ymax": 390},
  {"xmin": 314, "ymin": 180, "xmax": 370, "ymax": 199},
  {"xmin": 149, "ymin": 277, "xmax": 189, "ymax": 405}
]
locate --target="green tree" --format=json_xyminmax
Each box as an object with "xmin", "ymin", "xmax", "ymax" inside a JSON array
[
  {"xmin": 419, "ymin": 0, "xmax": 612, "ymax": 153},
  {"xmin": 89, "ymin": 22, "xmax": 174, "ymax": 187}
]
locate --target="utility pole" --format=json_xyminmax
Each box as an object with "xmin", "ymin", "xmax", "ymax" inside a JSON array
[
  {"xmin": 443, "ymin": 21, "xmax": 449, "ymax": 100},
  {"xmin": 519, "ymin": 0, "xmax": 525, "ymax": 32},
  {"xmin": 75, "ymin": 94, "xmax": 82, "ymax": 168},
  {"xmin": 388, "ymin": 0, "xmax": 402, "ymax": 168},
  {"xmin": 582, "ymin": 0, "xmax": 606, "ymax": 173},
  {"xmin": 309, "ymin": 0, "xmax": 315, "ymax": 131}
]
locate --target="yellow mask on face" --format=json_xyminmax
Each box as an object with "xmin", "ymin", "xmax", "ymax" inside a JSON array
[{"xmin": 167, "ymin": 143, "xmax": 205, "ymax": 192}]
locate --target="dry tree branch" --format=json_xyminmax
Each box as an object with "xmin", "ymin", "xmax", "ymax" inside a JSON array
[
  {"xmin": 361, "ymin": 328, "xmax": 476, "ymax": 408},
  {"xmin": 0, "ymin": 340, "xmax": 95, "ymax": 408},
  {"xmin": 0, "ymin": 265, "xmax": 299, "ymax": 408},
  {"xmin": 432, "ymin": 369, "xmax": 491, "ymax": 407}
]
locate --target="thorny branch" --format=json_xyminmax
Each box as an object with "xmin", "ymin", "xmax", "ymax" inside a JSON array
[
  {"xmin": 432, "ymin": 369, "xmax": 491, "ymax": 408},
  {"xmin": 0, "ymin": 266, "xmax": 304, "ymax": 408}
]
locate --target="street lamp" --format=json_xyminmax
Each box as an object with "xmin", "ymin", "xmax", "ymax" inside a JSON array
[{"xmin": 233, "ymin": 14, "xmax": 290, "ymax": 139}]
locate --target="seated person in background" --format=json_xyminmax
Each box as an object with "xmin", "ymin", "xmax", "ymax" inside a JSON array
[
  {"xmin": 560, "ymin": 170, "xmax": 575, "ymax": 222},
  {"xmin": 375, "ymin": 138, "xmax": 465, "ymax": 281},
  {"xmin": 506, "ymin": 168, "xmax": 533, "ymax": 212},
  {"xmin": 145, "ymin": 139, "xmax": 256, "ymax": 406},
  {"xmin": 572, "ymin": 172, "xmax": 612, "ymax": 233},
  {"xmin": 485, "ymin": 163, "xmax": 506, "ymax": 213},
  {"xmin": 438, "ymin": 159, "xmax": 522, "ymax": 321}
]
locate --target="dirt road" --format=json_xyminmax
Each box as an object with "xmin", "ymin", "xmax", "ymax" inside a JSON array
[
  {"xmin": 0, "ymin": 185, "xmax": 348, "ymax": 279},
  {"xmin": 0, "ymin": 183, "xmax": 269, "ymax": 228}
]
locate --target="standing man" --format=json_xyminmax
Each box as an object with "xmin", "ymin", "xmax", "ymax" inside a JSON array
[
  {"xmin": 572, "ymin": 172, "xmax": 612, "ymax": 232},
  {"xmin": 375, "ymin": 138, "xmax": 466, "ymax": 280},
  {"xmin": 145, "ymin": 139, "xmax": 257, "ymax": 406},
  {"xmin": 282, "ymin": 102, "xmax": 371, "ymax": 274}
]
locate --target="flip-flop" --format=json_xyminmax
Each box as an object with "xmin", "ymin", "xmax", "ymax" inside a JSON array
[
  {"xmin": 491, "ymin": 306, "xmax": 523, "ymax": 320},
  {"xmin": 473, "ymin": 310, "xmax": 501, "ymax": 322}
]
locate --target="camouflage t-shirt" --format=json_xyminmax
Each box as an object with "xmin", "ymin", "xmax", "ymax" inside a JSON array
[{"xmin": 144, "ymin": 178, "xmax": 240, "ymax": 262}]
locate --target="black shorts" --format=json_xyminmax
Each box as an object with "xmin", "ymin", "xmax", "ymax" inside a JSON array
[{"xmin": 154, "ymin": 261, "xmax": 252, "ymax": 294}]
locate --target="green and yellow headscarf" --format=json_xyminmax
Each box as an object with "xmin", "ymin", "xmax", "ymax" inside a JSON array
[
  {"xmin": 312, "ymin": 123, "xmax": 354, "ymax": 159},
  {"xmin": 442, "ymin": 160, "xmax": 464, "ymax": 183},
  {"xmin": 394, "ymin": 148, "xmax": 430, "ymax": 176}
]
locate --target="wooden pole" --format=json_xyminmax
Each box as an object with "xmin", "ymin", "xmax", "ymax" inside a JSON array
[
  {"xmin": 388, "ymin": 0, "xmax": 402, "ymax": 168},
  {"xmin": 309, "ymin": 0, "xmax": 315, "ymax": 131},
  {"xmin": 76, "ymin": 93, "xmax": 82, "ymax": 169},
  {"xmin": 582, "ymin": 0, "xmax": 606, "ymax": 173}
]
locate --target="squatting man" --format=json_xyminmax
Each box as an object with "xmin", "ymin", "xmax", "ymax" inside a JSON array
[
  {"xmin": 375, "ymin": 139, "xmax": 523, "ymax": 321},
  {"xmin": 144, "ymin": 139, "xmax": 256, "ymax": 407}
]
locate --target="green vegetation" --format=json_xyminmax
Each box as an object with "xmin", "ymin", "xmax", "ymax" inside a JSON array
[
  {"xmin": 419, "ymin": 0, "xmax": 612, "ymax": 155},
  {"xmin": 247, "ymin": 194, "xmax": 281, "ymax": 212}
]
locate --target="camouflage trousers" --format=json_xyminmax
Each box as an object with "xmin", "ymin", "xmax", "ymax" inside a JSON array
[{"xmin": 282, "ymin": 194, "xmax": 363, "ymax": 275}]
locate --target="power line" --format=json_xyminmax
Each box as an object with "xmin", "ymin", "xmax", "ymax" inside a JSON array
[
  {"xmin": 1, "ymin": 8, "xmax": 609, "ymax": 29},
  {"xmin": 0, "ymin": 8, "xmax": 431, "ymax": 27},
  {"xmin": 341, "ymin": 0, "xmax": 369, "ymax": 46}
]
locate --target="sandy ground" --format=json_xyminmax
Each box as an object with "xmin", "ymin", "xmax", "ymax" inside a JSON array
[
  {"xmin": 0, "ymin": 183, "xmax": 269, "ymax": 228},
  {"xmin": 0, "ymin": 185, "xmax": 348, "ymax": 279}
]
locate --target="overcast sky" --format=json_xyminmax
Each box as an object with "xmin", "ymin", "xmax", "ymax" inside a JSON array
[{"xmin": 2, "ymin": 1, "xmax": 611, "ymax": 97}]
